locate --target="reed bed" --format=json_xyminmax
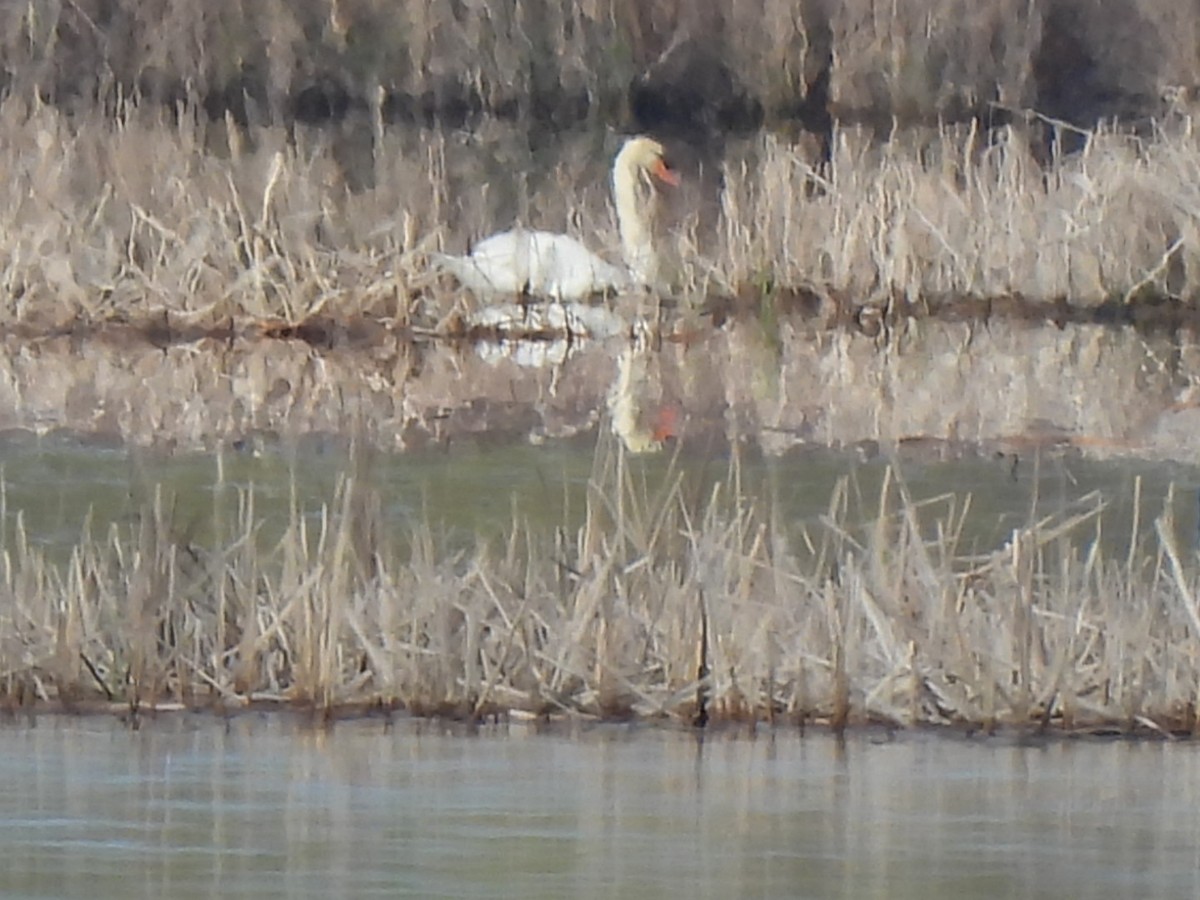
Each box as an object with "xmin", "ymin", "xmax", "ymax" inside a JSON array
[
  {"xmin": 0, "ymin": 95, "xmax": 424, "ymax": 326},
  {"xmin": 1, "ymin": 439, "xmax": 1198, "ymax": 735},
  {"xmin": 1, "ymin": 0, "xmax": 1191, "ymax": 127},
  {"xmin": 7, "ymin": 94, "xmax": 1200, "ymax": 327},
  {"xmin": 703, "ymin": 118, "xmax": 1200, "ymax": 305}
]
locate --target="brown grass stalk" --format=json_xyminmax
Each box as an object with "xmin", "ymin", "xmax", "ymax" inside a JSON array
[
  {"xmin": 0, "ymin": 440, "xmax": 1196, "ymax": 734},
  {"xmin": 4, "ymin": 92, "xmax": 1200, "ymax": 331}
]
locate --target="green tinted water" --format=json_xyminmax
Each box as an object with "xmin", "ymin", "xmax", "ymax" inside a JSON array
[{"xmin": 2, "ymin": 432, "xmax": 1198, "ymax": 560}]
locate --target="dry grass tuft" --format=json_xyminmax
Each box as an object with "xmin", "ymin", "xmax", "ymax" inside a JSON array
[
  {"xmin": 6, "ymin": 96, "xmax": 1200, "ymax": 326},
  {"xmin": 2, "ymin": 441, "xmax": 1198, "ymax": 735},
  {"xmin": 702, "ymin": 119, "xmax": 1200, "ymax": 305}
]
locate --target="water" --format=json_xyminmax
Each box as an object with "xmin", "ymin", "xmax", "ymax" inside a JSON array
[
  {"xmin": 0, "ymin": 717, "xmax": 1196, "ymax": 899},
  {"xmin": 1, "ymin": 433, "xmax": 1198, "ymax": 561}
]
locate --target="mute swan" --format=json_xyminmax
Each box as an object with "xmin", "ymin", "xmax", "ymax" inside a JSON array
[{"xmin": 433, "ymin": 136, "xmax": 679, "ymax": 300}]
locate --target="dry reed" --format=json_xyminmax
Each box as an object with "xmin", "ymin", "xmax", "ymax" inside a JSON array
[
  {"xmin": 1, "ymin": 1, "xmax": 1193, "ymax": 126},
  {"xmin": 6, "ymin": 94, "xmax": 1200, "ymax": 327},
  {"xmin": 1, "ymin": 438, "xmax": 1198, "ymax": 735},
  {"xmin": 705, "ymin": 118, "xmax": 1200, "ymax": 305}
]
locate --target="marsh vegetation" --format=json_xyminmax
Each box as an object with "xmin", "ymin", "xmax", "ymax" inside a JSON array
[
  {"xmin": 0, "ymin": 2, "xmax": 1199, "ymax": 324},
  {"xmin": 2, "ymin": 1, "xmax": 1200, "ymax": 734},
  {"xmin": 0, "ymin": 438, "xmax": 1197, "ymax": 735},
  {"xmin": 4, "ymin": 90, "xmax": 1200, "ymax": 335}
]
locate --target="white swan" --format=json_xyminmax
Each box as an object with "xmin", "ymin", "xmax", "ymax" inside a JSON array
[{"xmin": 433, "ymin": 136, "xmax": 679, "ymax": 300}]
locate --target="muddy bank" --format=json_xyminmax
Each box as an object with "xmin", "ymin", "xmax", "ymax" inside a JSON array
[{"xmin": 1, "ymin": 310, "xmax": 1197, "ymax": 463}]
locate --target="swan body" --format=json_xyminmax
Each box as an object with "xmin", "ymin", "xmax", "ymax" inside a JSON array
[
  {"xmin": 434, "ymin": 136, "xmax": 678, "ymax": 301},
  {"xmin": 435, "ymin": 230, "xmax": 632, "ymax": 299}
]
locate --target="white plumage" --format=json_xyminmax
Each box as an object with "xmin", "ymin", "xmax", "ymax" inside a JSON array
[
  {"xmin": 433, "ymin": 136, "xmax": 679, "ymax": 301},
  {"xmin": 438, "ymin": 230, "xmax": 631, "ymax": 298}
]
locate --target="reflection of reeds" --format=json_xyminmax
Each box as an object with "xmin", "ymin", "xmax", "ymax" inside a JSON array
[
  {"xmin": 6, "ymin": 95, "xmax": 1200, "ymax": 323},
  {"xmin": 2, "ymin": 442, "xmax": 1198, "ymax": 733}
]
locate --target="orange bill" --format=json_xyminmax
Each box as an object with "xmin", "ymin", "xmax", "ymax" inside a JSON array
[{"xmin": 652, "ymin": 158, "xmax": 681, "ymax": 186}]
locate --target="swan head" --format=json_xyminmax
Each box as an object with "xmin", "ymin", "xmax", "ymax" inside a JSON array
[{"xmin": 615, "ymin": 136, "xmax": 680, "ymax": 187}]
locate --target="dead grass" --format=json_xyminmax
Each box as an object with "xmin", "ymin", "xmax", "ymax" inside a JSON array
[
  {"xmin": 1, "ymin": 437, "xmax": 1198, "ymax": 735},
  {"xmin": 7, "ymin": 96, "xmax": 1200, "ymax": 326},
  {"xmin": 704, "ymin": 118, "xmax": 1200, "ymax": 305},
  {"xmin": 3, "ymin": 0, "xmax": 1197, "ymax": 127},
  {"xmin": 0, "ymin": 95, "xmax": 436, "ymax": 326}
]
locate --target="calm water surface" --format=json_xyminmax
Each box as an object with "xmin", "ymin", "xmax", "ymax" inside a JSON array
[
  {"xmin": 2, "ymin": 434, "xmax": 1199, "ymax": 558},
  {"xmin": 0, "ymin": 717, "xmax": 1197, "ymax": 899}
]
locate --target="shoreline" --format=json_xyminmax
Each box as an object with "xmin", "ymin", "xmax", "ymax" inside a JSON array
[{"xmin": 5, "ymin": 700, "xmax": 1196, "ymax": 743}]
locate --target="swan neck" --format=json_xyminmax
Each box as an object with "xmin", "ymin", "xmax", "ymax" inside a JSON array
[{"xmin": 612, "ymin": 155, "xmax": 657, "ymax": 286}]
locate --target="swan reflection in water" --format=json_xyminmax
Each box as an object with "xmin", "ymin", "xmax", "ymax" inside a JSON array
[{"xmin": 472, "ymin": 319, "xmax": 680, "ymax": 454}]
